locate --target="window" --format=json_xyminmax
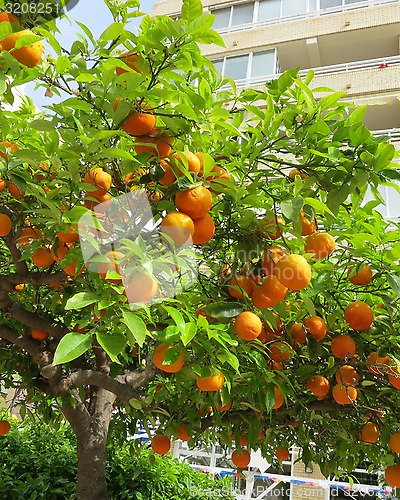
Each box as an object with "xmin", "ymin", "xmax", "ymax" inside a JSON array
[
  {"xmin": 213, "ymin": 49, "xmax": 278, "ymax": 82},
  {"xmin": 211, "ymin": 0, "xmax": 367, "ymax": 30}
]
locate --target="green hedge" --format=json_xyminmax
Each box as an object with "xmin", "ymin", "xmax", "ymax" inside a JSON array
[{"xmin": 0, "ymin": 421, "xmax": 234, "ymax": 500}]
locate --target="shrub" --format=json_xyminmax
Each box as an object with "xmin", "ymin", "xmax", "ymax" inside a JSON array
[{"xmin": 0, "ymin": 420, "xmax": 234, "ymax": 500}]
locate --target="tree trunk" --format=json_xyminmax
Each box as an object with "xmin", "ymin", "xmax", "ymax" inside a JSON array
[
  {"xmin": 61, "ymin": 389, "xmax": 115, "ymax": 500},
  {"xmin": 76, "ymin": 426, "xmax": 109, "ymax": 500}
]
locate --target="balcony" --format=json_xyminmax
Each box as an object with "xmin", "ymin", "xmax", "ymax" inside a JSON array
[{"xmin": 213, "ymin": 0, "xmax": 399, "ymax": 35}]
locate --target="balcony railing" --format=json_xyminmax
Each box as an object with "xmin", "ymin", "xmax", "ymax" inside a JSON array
[
  {"xmin": 216, "ymin": 0, "xmax": 399, "ymax": 35},
  {"xmin": 220, "ymin": 54, "xmax": 400, "ymax": 89},
  {"xmin": 371, "ymin": 128, "xmax": 400, "ymax": 140}
]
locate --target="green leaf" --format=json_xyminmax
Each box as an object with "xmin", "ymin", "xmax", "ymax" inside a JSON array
[
  {"xmin": 99, "ymin": 22, "xmax": 126, "ymax": 41},
  {"xmin": 96, "ymin": 147, "xmax": 135, "ymax": 161},
  {"xmin": 30, "ymin": 119, "xmax": 55, "ymax": 131},
  {"xmin": 162, "ymin": 306, "xmax": 185, "ymax": 331},
  {"xmin": 121, "ymin": 311, "xmax": 147, "ymax": 347},
  {"xmin": 281, "ymin": 197, "xmax": 303, "ymax": 220},
  {"xmin": 65, "ymin": 292, "xmax": 99, "ymax": 310},
  {"xmin": 217, "ymin": 351, "xmax": 239, "ymax": 372},
  {"xmin": 203, "ymin": 301, "xmax": 244, "ymax": 319},
  {"xmin": 387, "ymin": 274, "xmax": 400, "ymax": 297},
  {"xmin": 195, "ymin": 29, "xmax": 226, "ymax": 47},
  {"xmin": 96, "ymin": 332, "xmax": 126, "ymax": 363},
  {"xmin": 53, "ymin": 333, "xmax": 92, "ymax": 365},
  {"xmin": 181, "ymin": 0, "xmax": 203, "ymax": 22},
  {"xmin": 300, "ymin": 293, "xmax": 316, "ymax": 317},
  {"xmin": 181, "ymin": 323, "xmax": 197, "ymax": 346},
  {"xmin": 303, "ymin": 197, "xmax": 335, "ymax": 217}
]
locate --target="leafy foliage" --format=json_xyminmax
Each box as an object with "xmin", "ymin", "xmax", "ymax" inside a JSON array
[{"xmin": 0, "ymin": 419, "xmax": 233, "ymax": 499}]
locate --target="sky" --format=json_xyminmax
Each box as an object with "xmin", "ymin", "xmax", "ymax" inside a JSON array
[{"xmin": 26, "ymin": 0, "xmax": 156, "ymax": 108}]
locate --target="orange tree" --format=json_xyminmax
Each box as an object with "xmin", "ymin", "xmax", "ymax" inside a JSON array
[{"xmin": 1, "ymin": 0, "xmax": 400, "ymax": 498}]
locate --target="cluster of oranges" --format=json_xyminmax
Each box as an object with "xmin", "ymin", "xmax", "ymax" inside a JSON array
[{"xmin": 0, "ymin": 12, "xmax": 43, "ymax": 68}]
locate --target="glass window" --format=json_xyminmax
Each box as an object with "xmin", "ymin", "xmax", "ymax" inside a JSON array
[
  {"xmin": 258, "ymin": 0, "xmax": 281, "ymax": 20},
  {"xmin": 345, "ymin": 0, "xmax": 363, "ymax": 3},
  {"xmin": 231, "ymin": 3, "xmax": 254, "ymax": 25},
  {"xmin": 212, "ymin": 59, "xmax": 224, "ymax": 75},
  {"xmin": 212, "ymin": 8, "xmax": 231, "ymax": 29},
  {"xmin": 224, "ymin": 55, "xmax": 249, "ymax": 80},
  {"xmin": 282, "ymin": 0, "xmax": 307, "ymax": 16},
  {"xmin": 251, "ymin": 50, "xmax": 276, "ymax": 77},
  {"xmin": 320, "ymin": 0, "xmax": 342, "ymax": 8},
  {"xmin": 309, "ymin": 0, "xmax": 317, "ymax": 10}
]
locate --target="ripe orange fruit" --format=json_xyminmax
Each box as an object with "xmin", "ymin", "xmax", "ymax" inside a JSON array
[
  {"xmin": 0, "ymin": 178, "xmax": 5, "ymax": 191},
  {"xmin": 289, "ymin": 168, "xmax": 307, "ymax": 180},
  {"xmin": 231, "ymin": 449, "xmax": 250, "ymax": 468},
  {"xmin": 272, "ymin": 384, "xmax": 284, "ymax": 409},
  {"xmin": 57, "ymin": 226, "xmax": 79, "ymax": 243},
  {"xmin": 15, "ymin": 284, "xmax": 24, "ymax": 292},
  {"xmin": 234, "ymin": 311, "xmax": 262, "ymax": 341},
  {"xmin": 261, "ymin": 245, "xmax": 286, "ymax": 275},
  {"xmin": 300, "ymin": 215, "xmax": 316, "ymax": 236},
  {"xmin": 0, "ymin": 141, "xmax": 18, "ymax": 161},
  {"xmin": 259, "ymin": 274, "xmax": 288, "ymax": 304},
  {"xmin": 8, "ymin": 181, "xmax": 24, "ymax": 199},
  {"xmin": 0, "ymin": 12, "xmax": 21, "ymax": 24},
  {"xmin": 385, "ymin": 464, "xmax": 400, "ymax": 487},
  {"xmin": 260, "ymin": 216, "xmax": 284, "ymax": 240},
  {"xmin": 153, "ymin": 344, "xmax": 185, "ymax": 373},
  {"xmin": 121, "ymin": 109, "xmax": 156, "ymax": 136},
  {"xmin": 159, "ymin": 160, "xmax": 176, "ymax": 187},
  {"xmin": 274, "ymin": 254, "xmax": 312, "ymax": 291},
  {"xmin": 306, "ymin": 375, "xmax": 330, "ymax": 398},
  {"xmin": 359, "ymin": 422, "xmax": 380, "ymax": 444},
  {"xmin": 251, "ymin": 286, "xmax": 276, "ymax": 309},
  {"xmin": 335, "ymin": 365, "xmax": 359, "ymax": 386},
  {"xmin": 366, "ymin": 352, "xmax": 391, "ymax": 374},
  {"xmin": 97, "ymin": 250, "xmax": 126, "ymax": 282},
  {"xmin": 230, "ymin": 434, "xmax": 248, "ymax": 447},
  {"xmin": 263, "ymin": 315, "xmax": 283, "ymax": 340},
  {"xmin": 303, "ymin": 316, "xmax": 327, "ymax": 341},
  {"xmin": 151, "ymin": 434, "xmax": 170, "ymax": 455},
  {"xmin": 332, "ymin": 383, "xmax": 358, "ymax": 404},
  {"xmin": 124, "ymin": 272, "xmax": 158, "ymax": 304},
  {"xmin": 31, "ymin": 329, "xmax": 49, "ymax": 341},
  {"xmin": 171, "ymin": 151, "xmax": 201, "ymax": 176},
  {"xmin": 388, "ymin": 368, "xmax": 400, "ymax": 389},
  {"xmin": 290, "ymin": 323, "xmax": 307, "ymax": 344},
  {"xmin": 160, "ymin": 211, "xmax": 195, "ymax": 247},
  {"xmin": 32, "ymin": 247, "xmax": 54, "ymax": 268},
  {"xmin": 196, "ymin": 370, "xmax": 225, "ymax": 391},
  {"xmin": 192, "ymin": 213, "xmax": 215, "ymax": 244},
  {"xmin": 331, "ymin": 335, "xmax": 356, "ymax": 359},
  {"xmin": 17, "ymin": 227, "xmax": 43, "ymax": 245},
  {"xmin": 348, "ymin": 264, "xmax": 373, "ymax": 285},
  {"xmin": 269, "ymin": 341, "xmax": 291, "ymax": 362},
  {"xmin": 115, "ymin": 51, "xmax": 140, "ymax": 75},
  {"xmin": 276, "ymin": 447, "xmax": 290, "ymax": 461},
  {"xmin": 177, "ymin": 424, "xmax": 190, "ymax": 442},
  {"xmin": 0, "ymin": 420, "xmax": 11, "ymax": 435},
  {"xmin": 305, "ymin": 232, "xmax": 335, "ymax": 259},
  {"xmin": 63, "ymin": 259, "xmax": 83, "ymax": 276},
  {"xmin": 344, "ymin": 301, "xmax": 374, "ymax": 331},
  {"xmin": 175, "ymin": 186, "xmax": 213, "ymax": 220},
  {"xmin": 389, "ymin": 432, "xmax": 400, "ymax": 453},
  {"xmin": 219, "ymin": 401, "xmax": 232, "ymax": 411},
  {"xmin": 228, "ymin": 274, "xmax": 254, "ymax": 300},
  {"xmin": 83, "ymin": 167, "xmax": 112, "ymax": 196},
  {"xmin": 0, "ymin": 213, "xmax": 12, "ymax": 236},
  {"xmin": 134, "ymin": 128, "xmax": 173, "ymax": 158},
  {"xmin": 93, "ymin": 309, "xmax": 106, "ymax": 322},
  {"xmin": 206, "ymin": 165, "xmax": 231, "ymax": 193},
  {"xmin": 2, "ymin": 29, "xmax": 43, "ymax": 67}
]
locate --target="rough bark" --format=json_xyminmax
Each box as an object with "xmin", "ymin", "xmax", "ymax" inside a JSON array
[{"xmin": 62, "ymin": 389, "xmax": 116, "ymax": 500}]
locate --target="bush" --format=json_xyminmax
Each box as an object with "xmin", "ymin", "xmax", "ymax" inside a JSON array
[{"xmin": 0, "ymin": 421, "xmax": 234, "ymax": 500}]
